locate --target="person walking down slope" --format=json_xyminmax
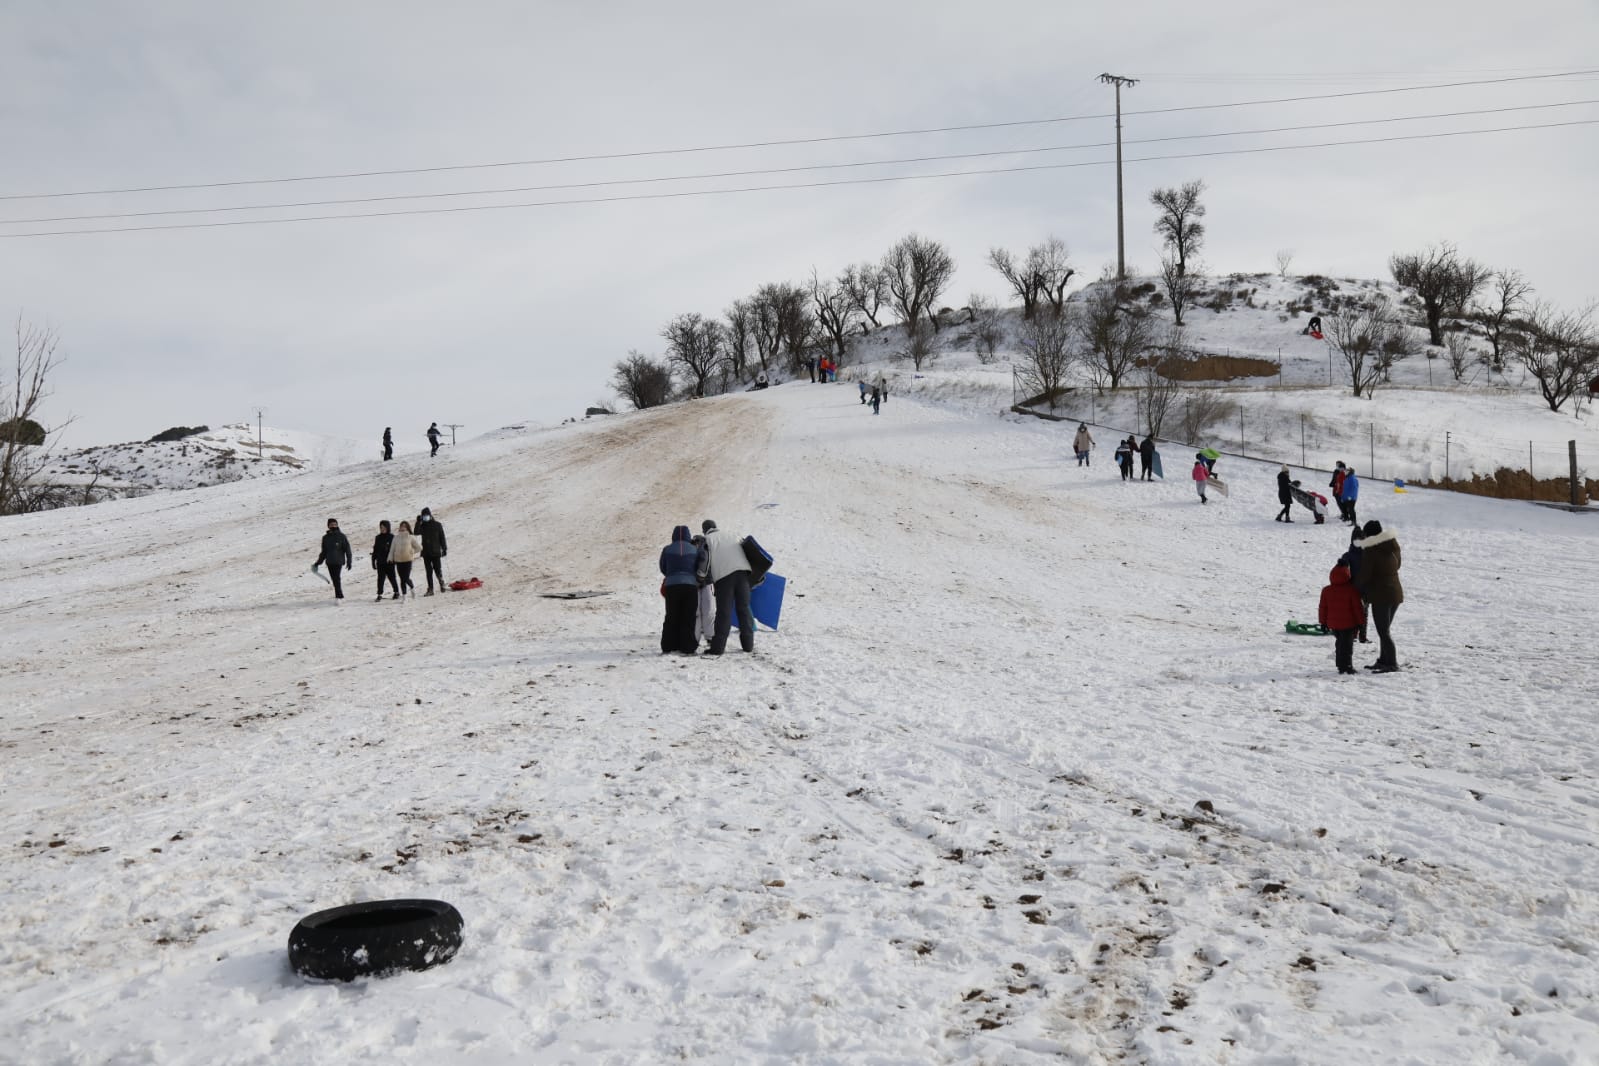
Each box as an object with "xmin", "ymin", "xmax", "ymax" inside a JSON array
[
  {"xmin": 1139, "ymin": 434, "xmax": 1156, "ymax": 480},
  {"xmin": 314, "ymin": 518, "xmax": 353, "ymax": 601},
  {"xmin": 388, "ymin": 519, "xmax": 421, "ymax": 600},
  {"xmin": 415, "ymin": 507, "xmax": 448, "ymax": 595},
  {"xmin": 1353, "ymin": 520, "xmax": 1402, "ymax": 672},
  {"xmin": 1115, "ymin": 437, "xmax": 1135, "ymax": 481},
  {"xmin": 659, "ymin": 525, "xmax": 704, "ymax": 655},
  {"xmin": 1318, "ymin": 563, "xmax": 1365, "ymax": 674},
  {"xmin": 1276, "ymin": 465, "xmax": 1295, "ymax": 522},
  {"xmin": 1073, "ymin": 424, "xmax": 1095, "ymax": 467},
  {"xmin": 372, "ymin": 519, "xmax": 400, "ymax": 601},
  {"xmin": 427, "ymin": 422, "xmax": 442, "ymax": 457},
  {"xmin": 1192, "ymin": 454, "xmax": 1211, "ymax": 504},
  {"xmin": 1338, "ymin": 467, "xmax": 1361, "ymax": 528},
  {"xmin": 701, "ymin": 519, "xmax": 755, "ymax": 655},
  {"xmin": 382, "ymin": 427, "xmax": 394, "ymax": 461}
]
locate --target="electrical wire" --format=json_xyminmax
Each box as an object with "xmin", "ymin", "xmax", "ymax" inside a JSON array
[
  {"xmin": 1, "ymin": 69, "xmax": 1593, "ymax": 202},
  {"xmin": 2, "ymin": 118, "xmax": 1592, "ymax": 240},
  {"xmin": 4, "ymin": 100, "xmax": 1593, "ymax": 227}
]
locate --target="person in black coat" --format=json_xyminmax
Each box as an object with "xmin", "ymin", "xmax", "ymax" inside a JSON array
[
  {"xmin": 1275, "ymin": 465, "xmax": 1294, "ymax": 522},
  {"xmin": 1139, "ymin": 435, "xmax": 1156, "ymax": 480},
  {"xmin": 427, "ymin": 422, "xmax": 442, "ymax": 457},
  {"xmin": 1338, "ymin": 527, "xmax": 1372, "ymax": 645},
  {"xmin": 382, "ymin": 427, "xmax": 393, "ymax": 461},
  {"xmin": 371, "ymin": 520, "xmax": 399, "ymax": 601},
  {"xmin": 415, "ymin": 507, "xmax": 448, "ymax": 594},
  {"xmin": 314, "ymin": 518, "xmax": 353, "ymax": 601}
]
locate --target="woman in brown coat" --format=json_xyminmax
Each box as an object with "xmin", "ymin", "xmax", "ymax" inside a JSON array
[{"xmin": 1353, "ymin": 520, "xmax": 1403, "ymax": 672}]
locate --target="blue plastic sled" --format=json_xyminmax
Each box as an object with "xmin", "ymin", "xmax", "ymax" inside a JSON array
[
  {"xmin": 1151, "ymin": 450, "xmax": 1164, "ymax": 479},
  {"xmin": 735, "ymin": 573, "xmax": 786, "ymax": 631}
]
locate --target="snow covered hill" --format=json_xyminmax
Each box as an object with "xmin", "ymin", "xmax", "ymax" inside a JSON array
[
  {"xmin": 41, "ymin": 421, "xmax": 383, "ymax": 498},
  {"xmin": 2, "ymin": 384, "xmax": 1597, "ymax": 1064}
]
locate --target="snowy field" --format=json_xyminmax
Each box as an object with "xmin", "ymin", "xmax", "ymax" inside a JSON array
[{"xmin": 3, "ymin": 381, "xmax": 1598, "ymax": 1064}]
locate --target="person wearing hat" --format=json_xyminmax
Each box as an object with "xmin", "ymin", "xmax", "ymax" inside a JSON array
[
  {"xmin": 1275, "ymin": 465, "xmax": 1294, "ymax": 522},
  {"xmin": 1192, "ymin": 453, "xmax": 1211, "ymax": 504},
  {"xmin": 414, "ymin": 507, "xmax": 448, "ymax": 595},
  {"xmin": 1352, "ymin": 519, "xmax": 1402, "ymax": 672},
  {"xmin": 1073, "ymin": 424, "xmax": 1095, "ymax": 467},
  {"xmin": 700, "ymin": 519, "xmax": 755, "ymax": 655}
]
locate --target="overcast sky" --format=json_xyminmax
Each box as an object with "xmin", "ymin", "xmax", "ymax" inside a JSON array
[{"xmin": 3, "ymin": 1, "xmax": 1596, "ymax": 447}]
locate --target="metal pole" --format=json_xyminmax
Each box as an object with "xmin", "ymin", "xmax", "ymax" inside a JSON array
[
  {"xmin": 1446, "ymin": 431, "xmax": 1451, "ymax": 483},
  {"xmin": 1099, "ymin": 73, "xmax": 1138, "ymax": 280},
  {"xmin": 445, "ymin": 423, "xmax": 464, "ymax": 447},
  {"xmin": 1239, "ymin": 404, "xmax": 1245, "ymax": 458},
  {"xmin": 1327, "ymin": 344, "xmax": 1332, "ymax": 386},
  {"xmin": 1572, "ymin": 439, "xmax": 1581, "ymax": 506},
  {"xmin": 1529, "ymin": 442, "xmax": 1534, "ymax": 500},
  {"xmin": 1301, "ymin": 414, "xmax": 1306, "ymax": 467},
  {"xmin": 1369, "ymin": 423, "xmax": 1375, "ymax": 481},
  {"xmin": 1278, "ymin": 347, "xmax": 1283, "ymax": 388}
]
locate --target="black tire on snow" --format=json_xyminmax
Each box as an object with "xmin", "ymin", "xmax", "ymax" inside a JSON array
[{"xmin": 288, "ymin": 898, "xmax": 463, "ymax": 981}]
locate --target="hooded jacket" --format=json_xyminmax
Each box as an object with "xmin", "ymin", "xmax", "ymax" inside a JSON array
[
  {"xmin": 1318, "ymin": 565, "xmax": 1365, "ymax": 630},
  {"xmin": 1339, "ymin": 472, "xmax": 1360, "ymax": 502},
  {"xmin": 415, "ymin": 513, "xmax": 447, "ymax": 557},
  {"xmin": 1353, "ymin": 527, "xmax": 1402, "ymax": 604},
  {"xmin": 372, "ymin": 531, "xmax": 394, "ymax": 568},
  {"xmin": 1192, "ymin": 461, "xmax": 1210, "ymax": 483},
  {"xmin": 659, "ymin": 526, "xmax": 704, "ymax": 588},
  {"xmin": 1073, "ymin": 426, "xmax": 1094, "ymax": 453}
]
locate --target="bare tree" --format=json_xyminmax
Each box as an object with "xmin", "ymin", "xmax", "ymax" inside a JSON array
[
  {"xmin": 1077, "ymin": 284, "xmax": 1153, "ymax": 392},
  {"xmin": 0, "ymin": 320, "xmax": 69, "ymax": 517},
  {"xmin": 1016, "ymin": 306, "xmax": 1077, "ymax": 407},
  {"xmin": 840, "ymin": 262, "xmax": 889, "ymax": 332},
  {"xmin": 1443, "ymin": 330, "xmax": 1475, "ymax": 382},
  {"xmin": 611, "ymin": 350, "xmax": 675, "ymax": 410},
  {"xmin": 967, "ymin": 293, "xmax": 1004, "ymax": 364},
  {"xmin": 723, "ymin": 300, "xmax": 753, "ymax": 380},
  {"xmin": 1513, "ymin": 301, "xmax": 1598, "ymax": 412},
  {"xmin": 1389, "ymin": 242, "xmax": 1489, "ymax": 346},
  {"xmin": 1139, "ymin": 324, "xmax": 1186, "ymax": 437},
  {"xmin": 1158, "ymin": 253, "xmax": 1201, "ymax": 327},
  {"xmin": 1176, "ymin": 388, "xmax": 1229, "ymax": 445},
  {"xmin": 1034, "ymin": 237, "xmax": 1077, "ymax": 317},
  {"xmin": 1275, "ymin": 249, "xmax": 1295, "ymax": 278},
  {"xmin": 1150, "ymin": 180, "xmax": 1207, "ymax": 276},
  {"xmin": 988, "ymin": 246, "xmax": 1044, "ymax": 319},
  {"xmin": 900, "ymin": 317, "xmax": 937, "ymax": 371},
  {"xmin": 661, "ymin": 313, "xmax": 724, "ymax": 397},
  {"xmin": 1472, "ymin": 268, "xmax": 1533, "ymax": 371},
  {"xmin": 1323, "ymin": 296, "xmax": 1408, "ymax": 397},
  {"xmin": 809, "ymin": 269, "xmax": 859, "ymax": 365},
  {"xmin": 882, "ymin": 234, "xmax": 955, "ymax": 335}
]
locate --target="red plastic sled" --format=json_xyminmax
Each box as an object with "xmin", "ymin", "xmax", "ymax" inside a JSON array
[{"xmin": 449, "ymin": 578, "xmax": 483, "ymax": 591}]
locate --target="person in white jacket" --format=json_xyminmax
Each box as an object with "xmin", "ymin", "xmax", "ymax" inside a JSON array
[
  {"xmin": 387, "ymin": 520, "xmax": 423, "ymax": 600},
  {"xmin": 700, "ymin": 519, "xmax": 754, "ymax": 655}
]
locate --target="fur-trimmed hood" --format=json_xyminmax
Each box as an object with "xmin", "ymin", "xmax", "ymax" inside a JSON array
[{"xmin": 1354, "ymin": 528, "xmax": 1398, "ymax": 549}]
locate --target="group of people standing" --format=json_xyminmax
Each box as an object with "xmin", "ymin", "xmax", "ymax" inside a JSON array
[
  {"xmin": 856, "ymin": 374, "xmax": 888, "ymax": 413},
  {"xmin": 1328, "ymin": 462, "xmax": 1361, "ymax": 525},
  {"xmin": 380, "ymin": 424, "xmax": 444, "ymax": 461},
  {"xmin": 659, "ymin": 520, "xmax": 758, "ymax": 656},
  {"xmin": 1318, "ymin": 520, "xmax": 1403, "ymax": 674},
  {"xmin": 1113, "ymin": 434, "xmax": 1157, "ymax": 481},
  {"xmin": 314, "ymin": 508, "xmax": 449, "ymax": 602}
]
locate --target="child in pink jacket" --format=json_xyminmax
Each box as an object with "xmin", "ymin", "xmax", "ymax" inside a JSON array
[{"xmin": 1192, "ymin": 454, "xmax": 1210, "ymax": 504}]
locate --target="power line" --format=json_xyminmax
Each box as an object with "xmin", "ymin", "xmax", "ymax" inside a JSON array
[
  {"xmin": 5, "ymin": 99, "xmax": 1593, "ymax": 227},
  {"xmin": 1, "ymin": 69, "xmax": 1593, "ymax": 203},
  {"xmin": 3, "ymin": 118, "xmax": 1592, "ymax": 240}
]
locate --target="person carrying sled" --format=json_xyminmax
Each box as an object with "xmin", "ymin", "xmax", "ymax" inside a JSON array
[
  {"xmin": 415, "ymin": 507, "xmax": 448, "ymax": 595},
  {"xmin": 314, "ymin": 518, "xmax": 353, "ymax": 602},
  {"xmin": 372, "ymin": 520, "xmax": 400, "ymax": 601},
  {"xmin": 1073, "ymin": 424, "xmax": 1095, "ymax": 467},
  {"xmin": 1200, "ymin": 447, "xmax": 1220, "ymax": 476},
  {"xmin": 658, "ymin": 525, "xmax": 704, "ymax": 655},
  {"xmin": 1352, "ymin": 520, "xmax": 1402, "ymax": 672},
  {"xmin": 1192, "ymin": 454, "xmax": 1211, "ymax": 504},
  {"xmin": 427, "ymin": 422, "xmax": 442, "ymax": 457},
  {"xmin": 1318, "ymin": 563, "xmax": 1365, "ymax": 675},
  {"xmin": 1338, "ymin": 467, "xmax": 1361, "ymax": 527},
  {"xmin": 382, "ymin": 427, "xmax": 394, "ymax": 461},
  {"xmin": 1115, "ymin": 437, "xmax": 1135, "ymax": 480},
  {"xmin": 1275, "ymin": 465, "xmax": 1294, "ymax": 522},
  {"xmin": 1139, "ymin": 434, "xmax": 1156, "ymax": 480},
  {"xmin": 701, "ymin": 519, "xmax": 756, "ymax": 655},
  {"xmin": 388, "ymin": 519, "xmax": 421, "ymax": 600}
]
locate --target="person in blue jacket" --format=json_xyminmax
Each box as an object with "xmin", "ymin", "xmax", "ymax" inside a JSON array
[
  {"xmin": 659, "ymin": 525, "xmax": 705, "ymax": 654},
  {"xmin": 1338, "ymin": 467, "xmax": 1361, "ymax": 527}
]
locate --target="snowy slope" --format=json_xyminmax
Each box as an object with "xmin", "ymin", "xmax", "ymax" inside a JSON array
[
  {"xmin": 2, "ymin": 385, "xmax": 1597, "ymax": 1064},
  {"xmin": 41, "ymin": 422, "xmax": 382, "ymax": 497}
]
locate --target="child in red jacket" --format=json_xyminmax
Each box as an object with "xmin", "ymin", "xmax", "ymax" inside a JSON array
[{"xmin": 1318, "ymin": 564, "xmax": 1365, "ymax": 674}]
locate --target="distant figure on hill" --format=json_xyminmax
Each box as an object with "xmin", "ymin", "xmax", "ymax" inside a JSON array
[
  {"xmin": 1338, "ymin": 467, "xmax": 1361, "ymax": 527},
  {"xmin": 659, "ymin": 525, "xmax": 703, "ymax": 655},
  {"xmin": 753, "ymin": 370, "xmax": 769, "ymax": 390},
  {"xmin": 870, "ymin": 385, "xmax": 881, "ymax": 415},
  {"xmin": 859, "ymin": 380, "xmax": 869, "ymax": 405},
  {"xmin": 372, "ymin": 519, "xmax": 399, "ymax": 601},
  {"xmin": 313, "ymin": 518, "xmax": 353, "ymax": 602},
  {"xmin": 415, "ymin": 507, "xmax": 448, "ymax": 595},
  {"xmin": 809, "ymin": 356, "xmax": 817, "ymax": 383},
  {"xmin": 1139, "ymin": 434, "xmax": 1156, "ymax": 480},
  {"xmin": 875, "ymin": 372, "xmax": 887, "ymax": 404},
  {"xmin": 701, "ymin": 519, "xmax": 755, "ymax": 655},
  {"xmin": 427, "ymin": 422, "xmax": 442, "ymax": 457},
  {"xmin": 1276, "ymin": 465, "xmax": 1294, "ymax": 522},
  {"xmin": 382, "ymin": 427, "xmax": 393, "ymax": 461},
  {"xmin": 1115, "ymin": 437, "xmax": 1135, "ymax": 481},
  {"xmin": 1073, "ymin": 424, "xmax": 1095, "ymax": 467},
  {"xmin": 1192, "ymin": 454, "xmax": 1211, "ymax": 504},
  {"xmin": 388, "ymin": 520, "xmax": 421, "ymax": 600}
]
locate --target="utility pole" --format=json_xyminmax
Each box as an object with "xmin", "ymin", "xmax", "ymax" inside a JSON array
[
  {"xmin": 1098, "ymin": 73, "xmax": 1138, "ymax": 280},
  {"xmin": 249, "ymin": 405, "xmax": 266, "ymax": 459},
  {"xmin": 444, "ymin": 423, "xmax": 464, "ymax": 447}
]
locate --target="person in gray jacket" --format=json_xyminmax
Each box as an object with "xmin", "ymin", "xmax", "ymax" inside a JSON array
[{"xmin": 701, "ymin": 519, "xmax": 754, "ymax": 655}]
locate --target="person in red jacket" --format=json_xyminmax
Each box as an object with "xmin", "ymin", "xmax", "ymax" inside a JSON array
[{"xmin": 1318, "ymin": 563, "xmax": 1365, "ymax": 674}]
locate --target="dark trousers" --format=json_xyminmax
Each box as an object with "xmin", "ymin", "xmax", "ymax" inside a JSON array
[
  {"xmin": 1370, "ymin": 603, "xmax": 1399, "ymax": 667},
  {"xmin": 328, "ymin": 565, "xmax": 346, "ymax": 599},
  {"xmin": 423, "ymin": 555, "xmax": 444, "ymax": 591},
  {"xmin": 395, "ymin": 560, "xmax": 415, "ymax": 594},
  {"xmin": 429, "ymin": 437, "xmax": 440, "ymax": 456},
  {"xmin": 1333, "ymin": 628, "xmax": 1357, "ymax": 672},
  {"xmin": 383, "ymin": 444, "xmax": 393, "ymax": 460},
  {"xmin": 1140, "ymin": 456, "xmax": 1152, "ymax": 480},
  {"xmin": 1276, "ymin": 502, "xmax": 1293, "ymax": 521},
  {"xmin": 376, "ymin": 562, "xmax": 399, "ymax": 598},
  {"xmin": 661, "ymin": 585, "xmax": 699, "ymax": 654},
  {"xmin": 711, "ymin": 571, "xmax": 755, "ymax": 654}
]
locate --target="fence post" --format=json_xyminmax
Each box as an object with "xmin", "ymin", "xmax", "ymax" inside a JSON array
[
  {"xmin": 1529, "ymin": 442, "xmax": 1535, "ymax": 501},
  {"xmin": 1300, "ymin": 414, "xmax": 1306, "ymax": 467},
  {"xmin": 1369, "ymin": 423, "xmax": 1375, "ymax": 482},
  {"xmin": 1239, "ymin": 404, "xmax": 1245, "ymax": 458},
  {"xmin": 1445, "ymin": 431, "xmax": 1451, "ymax": 484},
  {"xmin": 1572, "ymin": 440, "xmax": 1581, "ymax": 506}
]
